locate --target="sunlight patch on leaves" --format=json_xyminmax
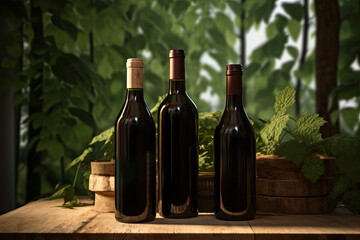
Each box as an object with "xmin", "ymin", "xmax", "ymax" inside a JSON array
[{"xmin": 293, "ymin": 113, "xmax": 326, "ymax": 143}]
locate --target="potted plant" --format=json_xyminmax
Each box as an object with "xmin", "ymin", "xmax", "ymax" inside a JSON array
[{"xmin": 255, "ymin": 86, "xmax": 360, "ymax": 214}]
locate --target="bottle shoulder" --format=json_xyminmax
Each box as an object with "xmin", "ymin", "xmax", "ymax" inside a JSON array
[
  {"xmin": 216, "ymin": 108, "xmax": 254, "ymax": 136},
  {"xmin": 158, "ymin": 93, "xmax": 198, "ymax": 116},
  {"xmin": 116, "ymin": 100, "xmax": 155, "ymax": 126}
]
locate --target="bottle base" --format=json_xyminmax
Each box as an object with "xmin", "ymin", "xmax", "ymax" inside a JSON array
[{"xmin": 115, "ymin": 212, "xmax": 155, "ymax": 223}]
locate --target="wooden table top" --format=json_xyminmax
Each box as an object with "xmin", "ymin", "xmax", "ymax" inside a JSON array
[{"xmin": 0, "ymin": 197, "xmax": 359, "ymax": 240}]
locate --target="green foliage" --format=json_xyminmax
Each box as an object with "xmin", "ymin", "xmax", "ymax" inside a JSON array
[
  {"xmin": 258, "ymin": 86, "xmax": 327, "ymax": 183},
  {"xmin": 301, "ymin": 156, "xmax": 325, "ymax": 183},
  {"xmin": 198, "ymin": 111, "xmax": 222, "ymax": 172},
  {"xmin": 257, "ymin": 86, "xmax": 360, "ymax": 212},
  {"xmin": 275, "ymin": 140, "xmax": 308, "ymax": 164},
  {"xmin": 48, "ymin": 184, "xmax": 79, "ymax": 208},
  {"xmin": 274, "ymin": 86, "xmax": 296, "ymax": 114}
]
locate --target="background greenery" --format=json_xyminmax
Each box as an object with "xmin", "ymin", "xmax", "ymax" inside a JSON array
[{"xmin": 0, "ymin": 0, "xmax": 359, "ymax": 207}]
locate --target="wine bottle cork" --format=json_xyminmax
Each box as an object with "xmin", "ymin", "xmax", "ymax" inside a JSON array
[{"xmin": 126, "ymin": 58, "xmax": 143, "ymax": 88}]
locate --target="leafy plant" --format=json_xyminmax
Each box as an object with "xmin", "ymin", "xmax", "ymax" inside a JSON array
[
  {"xmin": 48, "ymin": 127, "xmax": 114, "ymax": 207},
  {"xmin": 256, "ymin": 86, "xmax": 327, "ymax": 183},
  {"xmin": 256, "ymin": 86, "xmax": 360, "ymax": 214},
  {"xmin": 198, "ymin": 111, "xmax": 222, "ymax": 172}
]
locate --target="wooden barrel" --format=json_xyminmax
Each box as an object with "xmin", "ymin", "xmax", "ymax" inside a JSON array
[
  {"xmin": 89, "ymin": 161, "xmax": 115, "ymax": 213},
  {"xmin": 256, "ymin": 154, "xmax": 335, "ymax": 214},
  {"xmin": 198, "ymin": 172, "xmax": 214, "ymax": 212}
]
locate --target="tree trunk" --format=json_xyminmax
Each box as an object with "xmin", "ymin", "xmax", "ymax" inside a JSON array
[
  {"xmin": 295, "ymin": 0, "xmax": 309, "ymax": 116},
  {"xmin": 315, "ymin": 0, "xmax": 340, "ymax": 137},
  {"xmin": 26, "ymin": 0, "xmax": 45, "ymax": 202}
]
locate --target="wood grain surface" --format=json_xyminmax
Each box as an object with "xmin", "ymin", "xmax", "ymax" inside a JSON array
[
  {"xmin": 256, "ymin": 177, "xmax": 334, "ymax": 197},
  {"xmin": 256, "ymin": 194, "xmax": 331, "ymax": 214},
  {"xmin": 0, "ymin": 197, "xmax": 359, "ymax": 240}
]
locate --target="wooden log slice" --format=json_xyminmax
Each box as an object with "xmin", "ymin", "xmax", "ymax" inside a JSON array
[
  {"xmin": 89, "ymin": 174, "xmax": 114, "ymax": 192},
  {"xmin": 94, "ymin": 192, "xmax": 115, "ymax": 213},
  {"xmin": 256, "ymin": 194, "xmax": 330, "ymax": 214},
  {"xmin": 91, "ymin": 162, "xmax": 115, "ymax": 176},
  {"xmin": 256, "ymin": 155, "xmax": 335, "ymax": 179},
  {"xmin": 257, "ymin": 177, "xmax": 334, "ymax": 197}
]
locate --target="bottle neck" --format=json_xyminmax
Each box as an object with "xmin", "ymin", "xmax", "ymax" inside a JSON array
[
  {"xmin": 169, "ymin": 79, "xmax": 186, "ymax": 94},
  {"xmin": 169, "ymin": 56, "xmax": 185, "ymax": 94},
  {"xmin": 226, "ymin": 94, "xmax": 243, "ymax": 109},
  {"xmin": 126, "ymin": 89, "xmax": 144, "ymax": 101},
  {"xmin": 226, "ymin": 73, "xmax": 243, "ymax": 109}
]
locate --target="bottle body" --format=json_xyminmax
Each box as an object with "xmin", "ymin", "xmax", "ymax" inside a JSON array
[
  {"xmin": 214, "ymin": 64, "xmax": 256, "ymax": 220},
  {"xmin": 158, "ymin": 50, "xmax": 199, "ymax": 218},
  {"xmin": 115, "ymin": 59, "xmax": 156, "ymax": 223}
]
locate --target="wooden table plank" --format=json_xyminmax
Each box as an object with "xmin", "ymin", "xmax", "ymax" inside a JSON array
[
  {"xmin": 78, "ymin": 212, "xmax": 254, "ymax": 240},
  {"xmin": 250, "ymin": 213, "xmax": 360, "ymax": 240},
  {"xmin": 0, "ymin": 197, "xmax": 96, "ymax": 234},
  {"xmin": 0, "ymin": 197, "xmax": 359, "ymax": 240}
]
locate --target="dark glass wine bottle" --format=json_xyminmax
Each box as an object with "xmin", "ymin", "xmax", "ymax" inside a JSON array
[
  {"xmin": 214, "ymin": 64, "xmax": 256, "ymax": 220},
  {"xmin": 158, "ymin": 49, "xmax": 198, "ymax": 218},
  {"xmin": 115, "ymin": 58, "xmax": 156, "ymax": 223}
]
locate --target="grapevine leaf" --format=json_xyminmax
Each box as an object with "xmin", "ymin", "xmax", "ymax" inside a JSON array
[
  {"xmin": 259, "ymin": 113, "xmax": 289, "ymax": 154},
  {"xmin": 293, "ymin": 112, "xmax": 327, "ymax": 143},
  {"xmin": 274, "ymin": 85, "xmax": 295, "ymax": 114},
  {"xmin": 275, "ymin": 140, "xmax": 308, "ymax": 164},
  {"xmin": 66, "ymin": 148, "xmax": 95, "ymax": 171},
  {"xmin": 301, "ymin": 156, "xmax": 324, "ymax": 183}
]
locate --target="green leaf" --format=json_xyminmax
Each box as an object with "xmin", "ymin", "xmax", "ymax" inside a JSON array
[
  {"xmin": 341, "ymin": 107, "xmax": 359, "ymax": 130},
  {"xmin": 287, "ymin": 46, "xmax": 299, "ymax": 59},
  {"xmin": 48, "ymin": 184, "xmax": 78, "ymax": 205},
  {"xmin": 215, "ymin": 12, "xmax": 234, "ymax": 34},
  {"xmin": 301, "ymin": 156, "xmax": 324, "ymax": 183},
  {"xmin": 66, "ymin": 148, "xmax": 94, "ymax": 171},
  {"xmin": 251, "ymin": 33, "xmax": 288, "ymax": 62},
  {"xmin": 183, "ymin": 9, "xmax": 198, "ymax": 30},
  {"xmin": 51, "ymin": 15, "xmax": 79, "ymax": 41},
  {"xmin": 293, "ymin": 112, "xmax": 327, "ymax": 143},
  {"xmin": 274, "ymin": 85, "xmax": 295, "ymax": 114},
  {"xmin": 259, "ymin": 113, "xmax": 290, "ymax": 154},
  {"xmin": 89, "ymin": 127, "xmax": 114, "ymax": 145},
  {"xmin": 275, "ymin": 140, "xmax": 308, "ymax": 164},
  {"xmin": 287, "ymin": 19, "xmax": 301, "ymax": 41},
  {"xmin": 282, "ymin": 2, "xmax": 304, "ymax": 21},
  {"xmin": 36, "ymin": 139, "xmax": 65, "ymax": 160},
  {"xmin": 171, "ymin": 1, "xmax": 190, "ymax": 18},
  {"xmin": 69, "ymin": 107, "xmax": 95, "ymax": 127}
]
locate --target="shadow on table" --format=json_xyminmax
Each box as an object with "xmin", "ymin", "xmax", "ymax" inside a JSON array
[{"xmin": 145, "ymin": 213, "xmax": 251, "ymax": 226}]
